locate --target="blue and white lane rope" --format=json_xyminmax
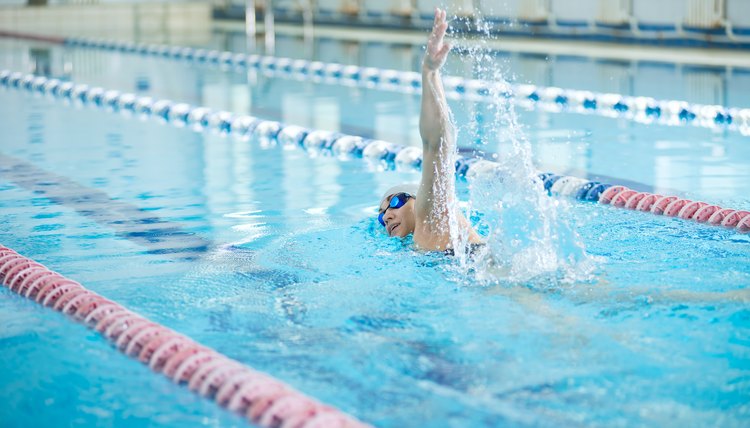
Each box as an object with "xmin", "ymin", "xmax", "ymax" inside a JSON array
[
  {"xmin": 60, "ymin": 36, "xmax": 750, "ymax": 135},
  {"xmin": 2, "ymin": 69, "xmax": 748, "ymax": 233}
]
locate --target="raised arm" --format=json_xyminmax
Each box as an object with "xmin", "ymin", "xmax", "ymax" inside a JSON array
[
  {"xmin": 419, "ymin": 9, "xmax": 453, "ymax": 150},
  {"xmin": 414, "ymin": 8, "xmax": 456, "ymax": 249},
  {"xmin": 414, "ymin": 8, "xmax": 480, "ymax": 250}
]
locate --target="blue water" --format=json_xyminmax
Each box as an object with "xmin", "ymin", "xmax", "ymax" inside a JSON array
[{"xmin": 1, "ymin": 30, "xmax": 749, "ymax": 427}]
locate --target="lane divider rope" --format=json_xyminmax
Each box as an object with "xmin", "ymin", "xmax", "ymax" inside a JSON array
[
  {"xmin": 537, "ymin": 173, "xmax": 750, "ymax": 232},
  {"xmin": 0, "ymin": 244, "xmax": 370, "ymax": 428},
  {"xmin": 1, "ymin": 69, "xmax": 748, "ymax": 234},
  {"xmin": 58, "ymin": 36, "xmax": 750, "ymax": 134}
]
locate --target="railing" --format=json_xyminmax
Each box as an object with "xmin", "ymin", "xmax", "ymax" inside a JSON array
[
  {"xmin": 684, "ymin": 0, "xmax": 724, "ymax": 29},
  {"xmin": 212, "ymin": 0, "xmax": 750, "ymax": 46}
]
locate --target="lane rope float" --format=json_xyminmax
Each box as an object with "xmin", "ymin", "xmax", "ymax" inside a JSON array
[{"xmin": 0, "ymin": 244, "xmax": 370, "ymax": 428}]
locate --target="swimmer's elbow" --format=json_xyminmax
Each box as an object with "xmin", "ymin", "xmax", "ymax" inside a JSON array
[
  {"xmin": 420, "ymin": 134, "xmax": 441, "ymax": 152},
  {"xmin": 420, "ymin": 127, "xmax": 454, "ymax": 152}
]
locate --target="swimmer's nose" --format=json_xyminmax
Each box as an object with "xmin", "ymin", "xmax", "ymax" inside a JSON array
[{"xmin": 383, "ymin": 209, "xmax": 396, "ymax": 224}]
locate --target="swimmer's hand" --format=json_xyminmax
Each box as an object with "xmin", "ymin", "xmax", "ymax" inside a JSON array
[{"xmin": 423, "ymin": 8, "xmax": 450, "ymax": 72}]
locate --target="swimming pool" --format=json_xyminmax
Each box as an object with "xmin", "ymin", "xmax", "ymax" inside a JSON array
[{"xmin": 1, "ymin": 28, "xmax": 749, "ymax": 427}]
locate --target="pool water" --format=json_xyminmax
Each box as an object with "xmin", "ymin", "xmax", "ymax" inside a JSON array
[{"xmin": 1, "ymin": 29, "xmax": 749, "ymax": 427}]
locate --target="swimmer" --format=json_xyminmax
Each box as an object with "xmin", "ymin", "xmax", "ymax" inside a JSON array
[{"xmin": 378, "ymin": 8, "xmax": 482, "ymax": 252}]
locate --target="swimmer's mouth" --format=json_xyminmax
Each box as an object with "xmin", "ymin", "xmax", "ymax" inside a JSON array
[{"xmin": 388, "ymin": 223, "xmax": 399, "ymax": 235}]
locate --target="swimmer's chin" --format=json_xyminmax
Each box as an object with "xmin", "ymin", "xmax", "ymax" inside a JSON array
[
  {"xmin": 388, "ymin": 223, "xmax": 401, "ymax": 236},
  {"xmin": 388, "ymin": 225, "xmax": 416, "ymax": 240}
]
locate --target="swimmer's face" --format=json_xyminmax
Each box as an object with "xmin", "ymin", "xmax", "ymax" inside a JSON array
[{"xmin": 379, "ymin": 193, "xmax": 416, "ymax": 238}]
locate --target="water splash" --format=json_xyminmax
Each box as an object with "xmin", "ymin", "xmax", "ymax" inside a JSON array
[{"xmin": 447, "ymin": 12, "xmax": 599, "ymax": 286}]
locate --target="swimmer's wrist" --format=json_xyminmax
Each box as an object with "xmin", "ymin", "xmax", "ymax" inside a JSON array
[{"xmin": 421, "ymin": 63, "xmax": 440, "ymax": 75}]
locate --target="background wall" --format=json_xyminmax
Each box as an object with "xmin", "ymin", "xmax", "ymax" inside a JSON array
[
  {"xmin": 214, "ymin": 0, "xmax": 750, "ymax": 48},
  {"xmin": 0, "ymin": 1, "xmax": 212, "ymax": 42}
]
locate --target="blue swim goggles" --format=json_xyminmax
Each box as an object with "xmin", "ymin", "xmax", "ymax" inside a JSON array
[{"xmin": 378, "ymin": 193, "xmax": 413, "ymax": 227}]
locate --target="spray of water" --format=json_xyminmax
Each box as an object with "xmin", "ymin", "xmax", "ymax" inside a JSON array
[{"xmin": 446, "ymin": 11, "xmax": 598, "ymax": 287}]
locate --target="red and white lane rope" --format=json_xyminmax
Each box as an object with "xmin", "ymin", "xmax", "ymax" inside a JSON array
[
  {"xmin": 597, "ymin": 185, "xmax": 750, "ymax": 232},
  {"xmin": 0, "ymin": 244, "xmax": 370, "ymax": 428}
]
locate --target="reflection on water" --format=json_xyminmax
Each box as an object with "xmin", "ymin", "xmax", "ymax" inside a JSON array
[{"xmin": 1, "ymin": 30, "xmax": 748, "ymax": 200}]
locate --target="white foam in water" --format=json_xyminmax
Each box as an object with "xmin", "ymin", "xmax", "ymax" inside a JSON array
[{"xmin": 447, "ymin": 13, "xmax": 598, "ymax": 286}]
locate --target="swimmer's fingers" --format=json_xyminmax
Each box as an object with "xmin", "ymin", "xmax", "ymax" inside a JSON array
[
  {"xmin": 430, "ymin": 8, "xmax": 448, "ymax": 43},
  {"xmin": 425, "ymin": 8, "xmax": 450, "ymax": 70},
  {"xmin": 427, "ymin": 30, "xmax": 448, "ymax": 57},
  {"xmin": 433, "ymin": 7, "xmax": 443, "ymax": 27},
  {"xmin": 437, "ymin": 42, "xmax": 450, "ymax": 58}
]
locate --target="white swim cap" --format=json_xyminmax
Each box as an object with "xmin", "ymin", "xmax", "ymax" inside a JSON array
[{"xmin": 380, "ymin": 183, "xmax": 419, "ymax": 207}]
